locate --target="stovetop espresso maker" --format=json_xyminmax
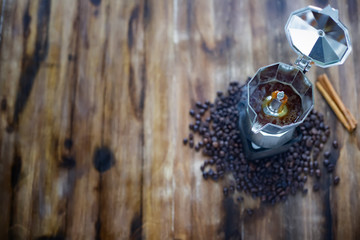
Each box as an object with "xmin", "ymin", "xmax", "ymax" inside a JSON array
[{"xmin": 237, "ymin": 5, "xmax": 351, "ymax": 159}]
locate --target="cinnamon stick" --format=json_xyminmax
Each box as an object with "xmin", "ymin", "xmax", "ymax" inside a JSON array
[
  {"xmin": 317, "ymin": 74, "xmax": 357, "ymax": 130},
  {"xmin": 316, "ymin": 81, "xmax": 352, "ymax": 132}
]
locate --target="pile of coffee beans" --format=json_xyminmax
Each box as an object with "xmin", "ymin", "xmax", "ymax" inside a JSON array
[{"xmin": 184, "ymin": 80, "xmax": 340, "ymax": 206}]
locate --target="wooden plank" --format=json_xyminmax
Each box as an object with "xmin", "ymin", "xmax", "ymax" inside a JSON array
[
  {"xmin": 98, "ymin": 0, "xmax": 145, "ymax": 239},
  {"xmin": 61, "ymin": 0, "xmax": 105, "ymax": 239},
  {"xmin": 0, "ymin": 0, "xmax": 359, "ymax": 239},
  {"xmin": 142, "ymin": 0, "xmax": 175, "ymax": 238},
  {"xmin": 0, "ymin": 1, "xmax": 41, "ymax": 239}
]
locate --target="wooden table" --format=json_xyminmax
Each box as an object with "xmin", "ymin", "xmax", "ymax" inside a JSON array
[{"xmin": 0, "ymin": 0, "xmax": 359, "ymax": 239}]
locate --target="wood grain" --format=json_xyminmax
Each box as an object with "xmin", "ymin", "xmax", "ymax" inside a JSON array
[{"xmin": 0, "ymin": 0, "xmax": 359, "ymax": 239}]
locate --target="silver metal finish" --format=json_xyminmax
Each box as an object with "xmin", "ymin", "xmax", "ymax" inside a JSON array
[
  {"xmin": 285, "ymin": 5, "xmax": 352, "ymax": 68},
  {"xmin": 294, "ymin": 56, "xmax": 312, "ymax": 73},
  {"xmin": 246, "ymin": 63, "xmax": 313, "ymax": 148},
  {"xmin": 240, "ymin": 6, "xmax": 351, "ymax": 152}
]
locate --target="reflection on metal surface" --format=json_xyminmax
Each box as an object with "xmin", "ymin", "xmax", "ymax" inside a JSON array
[{"xmin": 285, "ymin": 5, "xmax": 351, "ymax": 68}]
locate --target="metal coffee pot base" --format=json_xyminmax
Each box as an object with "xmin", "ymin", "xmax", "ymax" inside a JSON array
[{"xmin": 237, "ymin": 96, "xmax": 302, "ymax": 160}]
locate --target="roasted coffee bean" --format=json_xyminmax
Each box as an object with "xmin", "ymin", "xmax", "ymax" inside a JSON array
[
  {"xmin": 212, "ymin": 141, "xmax": 219, "ymax": 148},
  {"xmin": 237, "ymin": 196, "xmax": 244, "ymax": 202},
  {"xmin": 333, "ymin": 176, "xmax": 340, "ymax": 185},
  {"xmin": 223, "ymin": 187, "xmax": 228, "ymax": 196},
  {"xmin": 327, "ymin": 164, "xmax": 335, "ymax": 173},
  {"xmin": 311, "ymin": 128, "xmax": 318, "ymax": 135},
  {"xmin": 306, "ymin": 138, "xmax": 313, "ymax": 148},
  {"xmin": 313, "ymin": 161, "xmax": 319, "ymax": 168},
  {"xmin": 309, "ymin": 162, "xmax": 313, "ymax": 169},
  {"xmin": 196, "ymin": 101, "xmax": 202, "ymax": 108},
  {"xmin": 303, "ymin": 175, "xmax": 308, "ymax": 182},
  {"xmin": 325, "ymin": 129, "xmax": 330, "ymax": 136},
  {"xmin": 183, "ymin": 138, "xmax": 188, "ymax": 145},
  {"xmin": 324, "ymin": 151, "xmax": 331, "ymax": 158},
  {"xmin": 246, "ymin": 208, "xmax": 254, "ymax": 216},
  {"xmin": 332, "ymin": 140, "xmax": 338, "ymax": 149},
  {"xmin": 184, "ymin": 80, "xmax": 336, "ymax": 207},
  {"xmin": 189, "ymin": 133, "xmax": 194, "ymax": 140},
  {"xmin": 323, "ymin": 159, "xmax": 329, "ymax": 166}
]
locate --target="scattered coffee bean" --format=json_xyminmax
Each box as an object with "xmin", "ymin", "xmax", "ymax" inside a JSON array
[
  {"xmin": 189, "ymin": 109, "xmax": 195, "ymax": 116},
  {"xmin": 332, "ymin": 140, "xmax": 338, "ymax": 149},
  {"xmin": 184, "ymin": 80, "xmax": 338, "ymax": 207},
  {"xmin": 196, "ymin": 101, "xmax": 202, "ymax": 108},
  {"xmin": 223, "ymin": 187, "xmax": 228, "ymax": 196},
  {"xmin": 311, "ymin": 128, "xmax": 318, "ymax": 135},
  {"xmin": 246, "ymin": 208, "xmax": 254, "ymax": 216},
  {"xmin": 325, "ymin": 129, "xmax": 330, "ymax": 136},
  {"xmin": 183, "ymin": 138, "xmax": 188, "ymax": 145},
  {"xmin": 323, "ymin": 151, "xmax": 331, "ymax": 158},
  {"xmin": 306, "ymin": 138, "xmax": 313, "ymax": 148},
  {"xmin": 333, "ymin": 176, "xmax": 340, "ymax": 185},
  {"xmin": 189, "ymin": 133, "xmax": 194, "ymax": 140},
  {"xmin": 323, "ymin": 159, "xmax": 329, "ymax": 166},
  {"xmin": 327, "ymin": 164, "xmax": 335, "ymax": 173},
  {"xmin": 212, "ymin": 141, "xmax": 219, "ymax": 148},
  {"xmin": 237, "ymin": 196, "xmax": 244, "ymax": 202}
]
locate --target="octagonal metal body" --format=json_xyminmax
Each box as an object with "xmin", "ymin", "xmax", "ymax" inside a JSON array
[{"xmin": 245, "ymin": 63, "xmax": 314, "ymax": 148}]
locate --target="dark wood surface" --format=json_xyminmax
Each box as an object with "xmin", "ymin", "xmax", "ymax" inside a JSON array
[{"xmin": 0, "ymin": 0, "xmax": 359, "ymax": 239}]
